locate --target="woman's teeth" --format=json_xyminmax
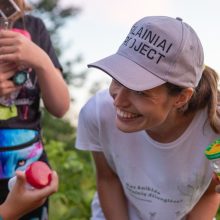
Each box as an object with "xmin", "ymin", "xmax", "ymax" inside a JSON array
[{"xmin": 117, "ymin": 109, "xmax": 139, "ymax": 119}]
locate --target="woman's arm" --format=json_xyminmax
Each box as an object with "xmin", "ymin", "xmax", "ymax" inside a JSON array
[
  {"xmin": 0, "ymin": 170, "xmax": 58, "ymax": 220},
  {"xmin": 92, "ymin": 151, "xmax": 129, "ymax": 220},
  {"xmin": 186, "ymin": 177, "xmax": 220, "ymax": 220}
]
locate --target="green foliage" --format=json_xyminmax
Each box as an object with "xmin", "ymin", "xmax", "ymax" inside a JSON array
[
  {"xmin": 31, "ymin": 0, "xmax": 80, "ymax": 29},
  {"xmin": 42, "ymin": 110, "xmax": 96, "ymax": 219}
]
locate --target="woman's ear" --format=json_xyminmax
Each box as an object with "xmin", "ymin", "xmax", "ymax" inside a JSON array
[{"xmin": 174, "ymin": 88, "xmax": 194, "ymax": 109}]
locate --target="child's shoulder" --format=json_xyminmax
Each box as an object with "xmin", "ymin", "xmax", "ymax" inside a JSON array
[{"xmin": 24, "ymin": 15, "xmax": 45, "ymax": 27}]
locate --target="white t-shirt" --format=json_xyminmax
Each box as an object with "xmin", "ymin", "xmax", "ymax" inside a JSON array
[{"xmin": 76, "ymin": 89, "xmax": 219, "ymax": 220}]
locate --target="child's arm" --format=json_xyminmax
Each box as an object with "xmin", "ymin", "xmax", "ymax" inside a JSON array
[
  {"xmin": 31, "ymin": 52, "xmax": 70, "ymax": 118},
  {"xmin": 92, "ymin": 151, "xmax": 129, "ymax": 220}
]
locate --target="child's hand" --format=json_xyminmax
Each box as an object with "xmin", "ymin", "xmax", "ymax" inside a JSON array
[
  {"xmin": 0, "ymin": 30, "xmax": 45, "ymax": 70},
  {"xmin": 0, "ymin": 62, "xmax": 20, "ymax": 96},
  {"xmin": 2, "ymin": 170, "xmax": 58, "ymax": 220}
]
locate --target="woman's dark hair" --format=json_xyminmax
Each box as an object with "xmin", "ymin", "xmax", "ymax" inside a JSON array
[{"xmin": 165, "ymin": 66, "xmax": 220, "ymax": 133}]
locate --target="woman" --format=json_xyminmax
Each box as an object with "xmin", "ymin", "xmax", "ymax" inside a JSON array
[{"xmin": 76, "ymin": 16, "xmax": 220, "ymax": 219}]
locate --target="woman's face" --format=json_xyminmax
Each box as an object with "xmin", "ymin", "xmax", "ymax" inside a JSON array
[{"xmin": 109, "ymin": 79, "xmax": 179, "ymax": 133}]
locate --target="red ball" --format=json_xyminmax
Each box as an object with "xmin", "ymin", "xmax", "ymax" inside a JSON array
[{"xmin": 25, "ymin": 161, "xmax": 52, "ymax": 189}]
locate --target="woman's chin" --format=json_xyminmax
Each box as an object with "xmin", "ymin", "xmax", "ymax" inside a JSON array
[{"xmin": 116, "ymin": 119, "xmax": 142, "ymax": 133}]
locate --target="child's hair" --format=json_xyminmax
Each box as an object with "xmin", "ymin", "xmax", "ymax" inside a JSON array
[
  {"xmin": 12, "ymin": 0, "xmax": 32, "ymax": 29},
  {"xmin": 14, "ymin": 0, "xmax": 32, "ymax": 16},
  {"xmin": 165, "ymin": 66, "xmax": 220, "ymax": 133}
]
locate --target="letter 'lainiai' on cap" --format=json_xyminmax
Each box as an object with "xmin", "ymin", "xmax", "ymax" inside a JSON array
[{"xmin": 88, "ymin": 16, "xmax": 204, "ymax": 91}]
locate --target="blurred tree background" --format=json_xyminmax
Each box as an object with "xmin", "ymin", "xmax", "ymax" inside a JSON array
[
  {"xmin": 42, "ymin": 112, "xmax": 95, "ymax": 219},
  {"xmin": 29, "ymin": 0, "xmax": 96, "ymax": 219}
]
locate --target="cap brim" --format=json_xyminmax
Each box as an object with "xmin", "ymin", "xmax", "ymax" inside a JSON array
[{"xmin": 88, "ymin": 53, "xmax": 165, "ymax": 91}]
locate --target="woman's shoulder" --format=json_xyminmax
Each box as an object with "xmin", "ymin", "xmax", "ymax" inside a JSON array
[
  {"xmin": 87, "ymin": 89, "xmax": 112, "ymax": 108},
  {"xmin": 80, "ymin": 89, "xmax": 113, "ymax": 117}
]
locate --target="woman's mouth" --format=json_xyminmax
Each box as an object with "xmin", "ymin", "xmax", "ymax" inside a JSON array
[{"xmin": 116, "ymin": 108, "xmax": 140, "ymax": 119}]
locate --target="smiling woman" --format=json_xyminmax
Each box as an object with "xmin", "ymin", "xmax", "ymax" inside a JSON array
[
  {"xmin": 109, "ymin": 80, "xmax": 177, "ymax": 135},
  {"xmin": 75, "ymin": 16, "xmax": 220, "ymax": 220}
]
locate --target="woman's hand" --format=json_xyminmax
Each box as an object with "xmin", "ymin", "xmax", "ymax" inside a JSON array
[{"xmin": 213, "ymin": 173, "xmax": 220, "ymax": 193}]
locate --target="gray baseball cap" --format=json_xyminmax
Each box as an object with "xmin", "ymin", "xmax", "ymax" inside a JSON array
[{"xmin": 88, "ymin": 16, "xmax": 204, "ymax": 91}]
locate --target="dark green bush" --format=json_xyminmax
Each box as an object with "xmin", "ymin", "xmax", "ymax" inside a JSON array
[{"xmin": 42, "ymin": 110, "xmax": 96, "ymax": 219}]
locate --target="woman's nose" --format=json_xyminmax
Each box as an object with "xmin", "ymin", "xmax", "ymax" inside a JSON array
[{"xmin": 112, "ymin": 87, "xmax": 131, "ymax": 107}]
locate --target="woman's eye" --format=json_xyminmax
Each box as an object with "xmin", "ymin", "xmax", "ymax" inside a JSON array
[{"xmin": 134, "ymin": 91, "xmax": 145, "ymax": 95}]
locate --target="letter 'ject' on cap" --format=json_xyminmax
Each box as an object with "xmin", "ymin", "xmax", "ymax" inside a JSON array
[{"xmin": 88, "ymin": 16, "xmax": 204, "ymax": 91}]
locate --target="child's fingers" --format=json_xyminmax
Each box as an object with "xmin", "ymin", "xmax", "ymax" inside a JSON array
[
  {"xmin": 31, "ymin": 171, "xmax": 59, "ymax": 198},
  {"xmin": 15, "ymin": 170, "xmax": 26, "ymax": 185}
]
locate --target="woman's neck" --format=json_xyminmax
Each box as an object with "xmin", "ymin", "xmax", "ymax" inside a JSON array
[{"xmin": 146, "ymin": 111, "xmax": 196, "ymax": 143}]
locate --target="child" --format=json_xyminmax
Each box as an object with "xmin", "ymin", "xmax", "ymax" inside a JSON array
[{"xmin": 0, "ymin": 0, "xmax": 70, "ymax": 219}]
